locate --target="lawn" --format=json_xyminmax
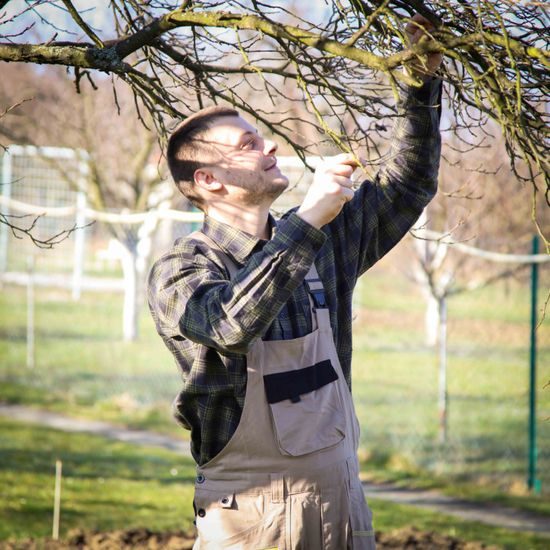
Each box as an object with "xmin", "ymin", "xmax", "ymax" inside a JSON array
[
  {"xmin": 0, "ymin": 284, "xmax": 183, "ymax": 436},
  {"xmin": 0, "ymin": 417, "xmax": 196, "ymax": 541},
  {"xmin": 352, "ymin": 265, "xmax": 550, "ymax": 499},
  {"xmin": 0, "ymin": 262, "xmax": 549, "ymax": 508},
  {"xmin": 1, "ymin": 417, "xmax": 550, "ymax": 550}
]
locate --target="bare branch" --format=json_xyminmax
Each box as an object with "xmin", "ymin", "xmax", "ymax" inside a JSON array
[
  {"xmin": 0, "ymin": 1, "xmax": 546, "ymax": 233},
  {"xmin": 0, "ymin": 212, "xmax": 93, "ymax": 249},
  {"xmin": 60, "ymin": 0, "xmax": 104, "ymax": 48}
]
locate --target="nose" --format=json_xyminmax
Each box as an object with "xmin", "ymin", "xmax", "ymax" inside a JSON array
[{"xmin": 264, "ymin": 139, "xmax": 277, "ymax": 156}]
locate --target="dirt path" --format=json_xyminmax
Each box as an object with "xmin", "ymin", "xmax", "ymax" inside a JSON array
[
  {"xmin": 0, "ymin": 404, "xmax": 190, "ymax": 454},
  {"xmin": 1, "ymin": 404, "xmax": 549, "ymax": 538},
  {"xmin": 363, "ymin": 482, "xmax": 550, "ymax": 536}
]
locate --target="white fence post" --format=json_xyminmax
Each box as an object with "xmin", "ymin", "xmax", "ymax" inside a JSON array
[
  {"xmin": 52, "ymin": 459, "xmax": 62, "ymax": 540},
  {"xmin": 72, "ymin": 190, "xmax": 87, "ymax": 301},
  {"xmin": 26, "ymin": 255, "xmax": 35, "ymax": 370},
  {"xmin": 438, "ymin": 296, "xmax": 448, "ymax": 445}
]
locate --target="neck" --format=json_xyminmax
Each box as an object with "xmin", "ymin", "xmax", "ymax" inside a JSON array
[{"xmin": 206, "ymin": 201, "xmax": 272, "ymax": 240}]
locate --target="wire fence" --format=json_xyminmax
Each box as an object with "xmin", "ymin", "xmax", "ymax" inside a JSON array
[
  {"xmin": 0, "ymin": 146, "xmax": 549, "ymax": 498},
  {"xmin": 352, "ymin": 250, "xmax": 549, "ymax": 495}
]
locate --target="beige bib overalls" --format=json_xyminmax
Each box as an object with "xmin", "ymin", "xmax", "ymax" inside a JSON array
[{"xmin": 190, "ymin": 232, "xmax": 375, "ymax": 550}]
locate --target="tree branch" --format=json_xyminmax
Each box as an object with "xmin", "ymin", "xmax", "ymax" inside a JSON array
[{"xmin": 60, "ymin": 0, "xmax": 104, "ymax": 48}]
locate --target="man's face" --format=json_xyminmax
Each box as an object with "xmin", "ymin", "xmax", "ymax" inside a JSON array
[{"xmin": 200, "ymin": 115, "xmax": 289, "ymax": 204}]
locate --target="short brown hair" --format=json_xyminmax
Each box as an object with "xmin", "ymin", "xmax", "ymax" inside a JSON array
[{"xmin": 167, "ymin": 106, "xmax": 239, "ymax": 210}]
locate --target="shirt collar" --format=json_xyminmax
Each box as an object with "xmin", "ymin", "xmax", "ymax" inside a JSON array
[{"xmin": 202, "ymin": 214, "xmax": 278, "ymax": 265}]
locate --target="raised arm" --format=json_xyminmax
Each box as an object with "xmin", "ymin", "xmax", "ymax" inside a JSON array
[
  {"xmin": 147, "ymin": 213, "xmax": 326, "ymax": 354},
  {"xmin": 331, "ymin": 76, "xmax": 442, "ymax": 280},
  {"xmin": 298, "ymin": 14, "xmax": 443, "ymax": 282}
]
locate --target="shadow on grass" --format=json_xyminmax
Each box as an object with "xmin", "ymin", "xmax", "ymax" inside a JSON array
[
  {"xmin": 1, "ymin": 509, "xmax": 69, "ymax": 540},
  {"xmin": 37, "ymin": 329, "xmax": 120, "ymax": 342}
]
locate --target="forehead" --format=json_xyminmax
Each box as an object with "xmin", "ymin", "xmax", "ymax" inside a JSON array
[{"xmin": 205, "ymin": 115, "xmax": 257, "ymax": 146}]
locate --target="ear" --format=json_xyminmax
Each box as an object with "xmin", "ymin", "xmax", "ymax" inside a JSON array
[{"xmin": 194, "ymin": 168, "xmax": 223, "ymax": 192}]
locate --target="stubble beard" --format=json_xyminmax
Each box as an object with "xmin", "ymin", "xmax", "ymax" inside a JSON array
[{"xmin": 243, "ymin": 173, "xmax": 289, "ymax": 206}]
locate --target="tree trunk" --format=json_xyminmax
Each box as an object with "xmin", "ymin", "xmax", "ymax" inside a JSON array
[
  {"xmin": 438, "ymin": 295, "xmax": 448, "ymax": 445},
  {"xmin": 117, "ymin": 215, "xmax": 158, "ymax": 342},
  {"xmin": 425, "ymin": 292, "xmax": 439, "ymax": 347},
  {"xmin": 119, "ymin": 242, "xmax": 139, "ymax": 342}
]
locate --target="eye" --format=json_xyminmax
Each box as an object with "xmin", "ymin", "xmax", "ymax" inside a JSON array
[{"xmin": 241, "ymin": 138, "xmax": 255, "ymax": 150}]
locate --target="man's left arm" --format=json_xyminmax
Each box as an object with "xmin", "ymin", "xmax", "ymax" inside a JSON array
[
  {"xmin": 328, "ymin": 76, "xmax": 442, "ymax": 279},
  {"xmin": 326, "ymin": 13, "xmax": 443, "ymax": 280}
]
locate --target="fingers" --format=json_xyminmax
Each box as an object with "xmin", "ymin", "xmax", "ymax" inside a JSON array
[
  {"xmin": 324, "ymin": 153, "xmax": 362, "ymax": 167},
  {"xmin": 331, "ymin": 175, "xmax": 353, "ymax": 188},
  {"xmin": 341, "ymin": 186, "xmax": 355, "ymax": 203},
  {"xmin": 313, "ymin": 154, "xmax": 358, "ymax": 202},
  {"xmin": 319, "ymin": 153, "xmax": 364, "ymax": 177},
  {"xmin": 329, "ymin": 164, "xmax": 356, "ymax": 177},
  {"xmin": 403, "ymin": 13, "xmax": 443, "ymax": 78},
  {"xmin": 329, "ymin": 180, "xmax": 354, "ymax": 203},
  {"xmin": 406, "ymin": 13, "xmax": 437, "ymax": 31},
  {"xmin": 298, "ymin": 156, "xmax": 358, "ymax": 228}
]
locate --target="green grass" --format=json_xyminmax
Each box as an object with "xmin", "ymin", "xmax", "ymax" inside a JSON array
[
  {"xmin": 351, "ymin": 267, "xmax": 550, "ymax": 498},
  {"xmin": 0, "ymin": 265, "xmax": 549, "ymax": 509},
  {"xmin": 0, "ymin": 418, "xmax": 196, "ymax": 541},
  {"xmin": 2, "ymin": 418, "xmax": 549, "ymax": 549},
  {"xmin": 0, "ymin": 285, "xmax": 184, "ymax": 436}
]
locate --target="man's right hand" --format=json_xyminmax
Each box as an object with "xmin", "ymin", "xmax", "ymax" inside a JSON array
[{"xmin": 296, "ymin": 154, "xmax": 360, "ymax": 229}]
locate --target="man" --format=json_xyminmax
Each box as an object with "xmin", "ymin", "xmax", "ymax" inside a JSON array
[{"xmin": 148, "ymin": 14, "xmax": 442, "ymax": 549}]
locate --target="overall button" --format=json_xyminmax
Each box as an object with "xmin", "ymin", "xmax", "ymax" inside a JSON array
[
  {"xmin": 219, "ymin": 494, "xmax": 233, "ymax": 508},
  {"xmin": 197, "ymin": 508, "xmax": 206, "ymax": 517}
]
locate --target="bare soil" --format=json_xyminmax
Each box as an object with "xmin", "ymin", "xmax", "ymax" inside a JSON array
[{"xmin": 1, "ymin": 526, "xmax": 500, "ymax": 549}]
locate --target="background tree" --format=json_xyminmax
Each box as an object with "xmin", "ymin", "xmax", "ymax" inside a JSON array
[
  {"xmin": 402, "ymin": 123, "xmax": 550, "ymax": 443},
  {"xmin": 0, "ymin": 63, "xmax": 174, "ymax": 340},
  {"xmin": 411, "ymin": 124, "xmax": 548, "ymax": 347},
  {"xmin": 0, "ymin": 0, "xmax": 547, "ymax": 244}
]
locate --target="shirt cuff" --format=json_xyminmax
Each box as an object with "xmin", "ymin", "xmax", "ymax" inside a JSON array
[{"xmin": 399, "ymin": 77, "xmax": 442, "ymax": 108}]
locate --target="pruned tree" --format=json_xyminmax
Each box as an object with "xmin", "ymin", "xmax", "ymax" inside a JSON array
[
  {"xmin": 0, "ymin": 0, "xmax": 548, "ymax": 244},
  {"xmin": 411, "ymin": 125, "xmax": 548, "ymax": 344}
]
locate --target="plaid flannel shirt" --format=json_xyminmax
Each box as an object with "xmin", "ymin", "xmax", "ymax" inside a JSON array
[{"xmin": 148, "ymin": 78, "xmax": 442, "ymax": 465}]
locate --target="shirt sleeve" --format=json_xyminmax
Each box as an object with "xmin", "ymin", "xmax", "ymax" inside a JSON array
[
  {"xmin": 147, "ymin": 213, "xmax": 326, "ymax": 355},
  {"xmin": 326, "ymin": 77, "xmax": 442, "ymax": 282}
]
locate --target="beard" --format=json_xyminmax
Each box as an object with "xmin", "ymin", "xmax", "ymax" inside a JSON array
[{"xmin": 230, "ymin": 168, "xmax": 289, "ymax": 206}]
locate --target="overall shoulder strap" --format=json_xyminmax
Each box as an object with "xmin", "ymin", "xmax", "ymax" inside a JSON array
[
  {"xmin": 304, "ymin": 263, "xmax": 328, "ymax": 309},
  {"xmin": 188, "ymin": 230, "xmax": 240, "ymax": 279}
]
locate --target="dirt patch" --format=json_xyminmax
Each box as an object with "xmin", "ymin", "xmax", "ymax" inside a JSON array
[
  {"xmin": 1, "ymin": 526, "xmax": 499, "ymax": 549},
  {"xmin": 376, "ymin": 526, "xmax": 499, "ymax": 549},
  {"xmin": 0, "ymin": 529, "xmax": 195, "ymax": 550}
]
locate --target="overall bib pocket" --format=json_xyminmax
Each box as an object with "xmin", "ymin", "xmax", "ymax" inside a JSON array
[{"xmin": 263, "ymin": 360, "xmax": 346, "ymax": 456}]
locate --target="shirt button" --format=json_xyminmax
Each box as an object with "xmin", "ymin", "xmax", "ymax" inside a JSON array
[
  {"xmin": 221, "ymin": 496, "xmax": 229, "ymax": 504},
  {"xmin": 197, "ymin": 508, "xmax": 206, "ymax": 517},
  {"xmin": 196, "ymin": 474, "xmax": 205, "ymax": 484}
]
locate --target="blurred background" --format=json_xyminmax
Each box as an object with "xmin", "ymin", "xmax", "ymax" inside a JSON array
[
  {"xmin": 0, "ymin": 91, "xmax": 548, "ymax": 544},
  {"xmin": 1, "ymin": 2, "xmax": 549, "ymax": 547}
]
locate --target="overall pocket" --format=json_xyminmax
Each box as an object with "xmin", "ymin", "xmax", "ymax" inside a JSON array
[
  {"xmin": 263, "ymin": 359, "xmax": 346, "ymax": 456},
  {"xmin": 194, "ymin": 487, "xmax": 283, "ymax": 548}
]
